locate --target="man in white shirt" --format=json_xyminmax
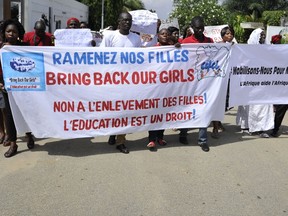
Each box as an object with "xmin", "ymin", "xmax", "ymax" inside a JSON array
[{"xmin": 100, "ymin": 12, "xmax": 141, "ymax": 154}]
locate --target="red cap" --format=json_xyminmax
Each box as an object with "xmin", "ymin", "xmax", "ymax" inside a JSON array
[
  {"xmin": 271, "ymin": 34, "xmax": 282, "ymax": 44},
  {"xmin": 67, "ymin": 17, "xmax": 80, "ymax": 26}
]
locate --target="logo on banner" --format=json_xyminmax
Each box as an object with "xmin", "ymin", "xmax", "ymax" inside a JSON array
[
  {"xmin": 2, "ymin": 52, "xmax": 46, "ymax": 91},
  {"xmin": 195, "ymin": 45, "xmax": 230, "ymax": 80},
  {"xmin": 10, "ymin": 57, "xmax": 35, "ymax": 72}
]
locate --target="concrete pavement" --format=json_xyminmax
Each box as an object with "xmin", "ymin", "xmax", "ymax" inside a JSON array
[{"xmin": 0, "ymin": 108, "xmax": 288, "ymax": 216}]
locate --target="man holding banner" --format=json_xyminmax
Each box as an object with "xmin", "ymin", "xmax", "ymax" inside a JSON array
[
  {"xmin": 180, "ymin": 16, "xmax": 214, "ymax": 152},
  {"xmin": 100, "ymin": 12, "xmax": 142, "ymax": 154}
]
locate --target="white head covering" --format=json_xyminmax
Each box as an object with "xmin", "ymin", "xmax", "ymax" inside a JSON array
[{"xmin": 247, "ymin": 28, "xmax": 264, "ymax": 44}]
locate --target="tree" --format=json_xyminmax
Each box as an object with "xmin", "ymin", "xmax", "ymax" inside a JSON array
[
  {"xmin": 77, "ymin": 0, "xmax": 145, "ymax": 31},
  {"xmin": 222, "ymin": 0, "xmax": 288, "ymax": 42},
  {"xmin": 248, "ymin": 3, "xmax": 264, "ymax": 21},
  {"xmin": 123, "ymin": 0, "xmax": 145, "ymax": 12},
  {"xmin": 170, "ymin": 0, "xmax": 228, "ymax": 30},
  {"xmin": 222, "ymin": 0, "xmax": 288, "ymax": 15}
]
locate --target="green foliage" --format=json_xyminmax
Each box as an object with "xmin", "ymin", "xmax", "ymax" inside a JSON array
[
  {"xmin": 223, "ymin": 0, "xmax": 288, "ymax": 14},
  {"xmin": 228, "ymin": 14, "xmax": 246, "ymax": 43},
  {"xmin": 123, "ymin": 0, "xmax": 145, "ymax": 12},
  {"xmin": 222, "ymin": 0, "xmax": 288, "ymax": 43},
  {"xmin": 77, "ymin": 0, "xmax": 145, "ymax": 31},
  {"xmin": 248, "ymin": 3, "xmax": 263, "ymax": 21},
  {"xmin": 262, "ymin": 11, "xmax": 288, "ymax": 26},
  {"xmin": 170, "ymin": 0, "xmax": 228, "ymax": 30}
]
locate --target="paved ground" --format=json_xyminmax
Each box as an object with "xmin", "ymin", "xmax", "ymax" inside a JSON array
[{"xmin": 0, "ymin": 108, "xmax": 288, "ymax": 216}]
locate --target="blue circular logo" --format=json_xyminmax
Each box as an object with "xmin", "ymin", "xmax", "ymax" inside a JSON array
[{"xmin": 10, "ymin": 57, "xmax": 35, "ymax": 72}]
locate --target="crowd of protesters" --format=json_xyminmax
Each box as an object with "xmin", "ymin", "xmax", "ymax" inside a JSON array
[{"xmin": 0, "ymin": 10, "xmax": 287, "ymax": 158}]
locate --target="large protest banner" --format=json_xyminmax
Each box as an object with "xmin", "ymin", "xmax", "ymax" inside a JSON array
[
  {"xmin": 229, "ymin": 44, "xmax": 288, "ymax": 106},
  {"xmin": 0, "ymin": 44, "xmax": 230, "ymax": 138}
]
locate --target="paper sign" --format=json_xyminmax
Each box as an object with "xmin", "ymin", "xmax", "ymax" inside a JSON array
[
  {"xmin": 54, "ymin": 29, "xmax": 93, "ymax": 47},
  {"xmin": 130, "ymin": 10, "xmax": 158, "ymax": 34}
]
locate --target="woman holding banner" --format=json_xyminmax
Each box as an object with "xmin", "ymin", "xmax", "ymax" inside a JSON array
[
  {"xmin": 236, "ymin": 28, "xmax": 274, "ymax": 138},
  {"xmin": 146, "ymin": 28, "xmax": 179, "ymax": 151},
  {"xmin": 0, "ymin": 19, "xmax": 35, "ymax": 157},
  {"xmin": 211, "ymin": 26, "xmax": 236, "ymax": 138}
]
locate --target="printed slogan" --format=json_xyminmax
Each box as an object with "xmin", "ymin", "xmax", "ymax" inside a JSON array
[{"xmin": 5, "ymin": 43, "xmax": 286, "ymax": 138}]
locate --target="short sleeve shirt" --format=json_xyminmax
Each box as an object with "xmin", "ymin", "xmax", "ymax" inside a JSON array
[{"xmin": 100, "ymin": 30, "xmax": 142, "ymax": 47}]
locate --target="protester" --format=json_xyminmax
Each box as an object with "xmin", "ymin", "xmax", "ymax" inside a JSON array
[
  {"xmin": 100, "ymin": 12, "xmax": 142, "ymax": 154},
  {"xmin": 0, "ymin": 19, "xmax": 32, "ymax": 157},
  {"xmin": 220, "ymin": 26, "xmax": 235, "ymax": 44},
  {"xmin": 167, "ymin": 26, "xmax": 180, "ymax": 43},
  {"xmin": 179, "ymin": 25, "xmax": 193, "ymax": 42},
  {"xmin": 64, "ymin": 17, "xmax": 95, "ymax": 47},
  {"xmin": 236, "ymin": 28, "xmax": 274, "ymax": 138},
  {"xmin": 22, "ymin": 20, "xmax": 54, "ymax": 148},
  {"xmin": 23, "ymin": 20, "xmax": 53, "ymax": 46},
  {"xmin": 184, "ymin": 26, "xmax": 193, "ymax": 39},
  {"xmin": 0, "ymin": 20, "xmax": 5, "ymax": 144},
  {"xmin": 271, "ymin": 34, "xmax": 282, "ymax": 44},
  {"xmin": 270, "ymin": 34, "xmax": 288, "ymax": 137},
  {"xmin": 66, "ymin": 17, "xmax": 80, "ymax": 29},
  {"xmin": 180, "ymin": 16, "xmax": 213, "ymax": 152},
  {"xmin": 182, "ymin": 16, "xmax": 213, "ymax": 44},
  {"xmin": 80, "ymin": 21, "xmax": 88, "ymax": 29},
  {"xmin": 146, "ymin": 28, "xmax": 178, "ymax": 151},
  {"xmin": 210, "ymin": 26, "xmax": 236, "ymax": 138},
  {"xmin": 0, "ymin": 20, "xmax": 4, "ymax": 43}
]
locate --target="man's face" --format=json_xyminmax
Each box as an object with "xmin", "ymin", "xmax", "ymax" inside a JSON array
[
  {"xmin": 191, "ymin": 20, "xmax": 204, "ymax": 38},
  {"xmin": 118, "ymin": 13, "xmax": 132, "ymax": 31},
  {"xmin": 35, "ymin": 23, "xmax": 46, "ymax": 37}
]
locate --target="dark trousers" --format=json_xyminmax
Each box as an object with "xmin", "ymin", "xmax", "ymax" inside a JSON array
[
  {"xmin": 273, "ymin": 104, "xmax": 288, "ymax": 133},
  {"xmin": 179, "ymin": 128, "xmax": 208, "ymax": 144},
  {"xmin": 148, "ymin": 130, "xmax": 164, "ymax": 142},
  {"xmin": 3, "ymin": 92, "xmax": 17, "ymax": 141}
]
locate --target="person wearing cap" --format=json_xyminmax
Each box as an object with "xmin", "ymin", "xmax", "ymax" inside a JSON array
[
  {"xmin": 66, "ymin": 17, "xmax": 80, "ymax": 29},
  {"xmin": 65, "ymin": 17, "xmax": 96, "ymax": 46},
  {"xmin": 271, "ymin": 34, "xmax": 282, "ymax": 44}
]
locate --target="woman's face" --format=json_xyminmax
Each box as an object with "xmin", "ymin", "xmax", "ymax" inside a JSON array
[
  {"xmin": 186, "ymin": 27, "xmax": 192, "ymax": 37},
  {"xmin": 171, "ymin": 30, "xmax": 179, "ymax": 40},
  {"xmin": 158, "ymin": 29, "xmax": 169, "ymax": 45},
  {"xmin": 259, "ymin": 31, "xmax": 266, "ymax": 44},
  {"xmin": 67, "ymin": 20, "xmax": 80, "ymax": 29},
  {"xmin": 223, "ymin": 29, "xmax": 234, "ymax": 43},
  {"xmin": 5, "ymin": 24, "xmax": 19, "ymax": 44}
]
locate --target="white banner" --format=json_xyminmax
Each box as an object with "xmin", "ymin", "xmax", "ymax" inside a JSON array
[
  {"xmin": 1, "ymin": 44, "xmax": 231, "ymax": 138},
  {"xmin": 229, "ymin": 44, "xmax": 288, "ymax": 106}
]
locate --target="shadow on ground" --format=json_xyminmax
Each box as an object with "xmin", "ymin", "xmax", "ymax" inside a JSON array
[{"xmin": 24, "ymin": 121, "xmax": 276, "ymax": 157}]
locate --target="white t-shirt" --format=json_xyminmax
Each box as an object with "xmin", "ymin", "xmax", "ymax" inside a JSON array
[{"xmin": 100, "ymin": 30, "xmax": 142, "ymax": 47}]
